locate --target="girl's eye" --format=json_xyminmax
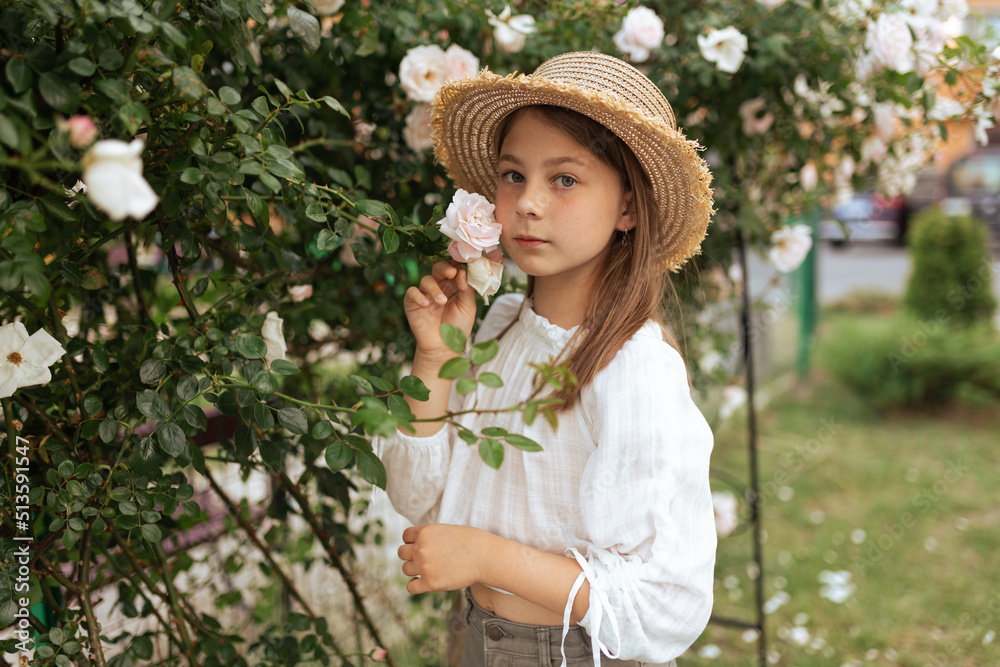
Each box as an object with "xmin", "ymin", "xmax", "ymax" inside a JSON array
[
  {"xmin": 501, "ymin": 171, "xmax": 524, "ymax": 183},
  {"xmin": 557, "ymin": 175, "xmax": 576, "ymax": 188}
]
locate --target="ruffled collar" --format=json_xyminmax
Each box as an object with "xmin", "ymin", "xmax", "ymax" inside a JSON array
[{"xmin": 517, "ymin": 296, "xmax": 580, "ymax": 353}]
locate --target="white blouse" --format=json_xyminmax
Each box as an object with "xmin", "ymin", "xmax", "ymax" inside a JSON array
[{"xmin": 374, "ymin": 294, "xmax": 716, "ymax": 665}]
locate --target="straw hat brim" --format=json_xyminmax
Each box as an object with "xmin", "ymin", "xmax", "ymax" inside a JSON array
[{"xmin": 431, "ymin": 66, "xmax": 714, "ymax": 272}]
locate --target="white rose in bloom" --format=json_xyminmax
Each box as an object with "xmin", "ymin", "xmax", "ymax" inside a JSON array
[
  {"xmin": 865, "ymin": 13, "xmax": 915, "ymax": 74},
  {"xmin": 82, "ymin": 138, "xmax": 159, "ymax": 222},
  {"xmin": 712, "ymin": 490, "xmax": 739, "ymax": 537},
  {"xmin": 768, "ymin": 224, "xmax": 813, "ymax": 273},
  {"xmin": 261, "ymin": 312, "xmax": 287, "ymax": 365},
  {"xmin": 399, "ymin": 45, "xmax": 448, "ymax": 103},
  {"xmin": 913, "ymin": 19, "xmax": 947, "ymax": 75},
  {"xmin": 445, "ymin": 44, "xmax": 479, "ymax": 82},
  {"xmin": 940, "ymin": 0, "xmax": 969, "ymax": 20},
  {"xmin": 465, "ymin": 255, "xmax": 504, "ymax": 305},
  {"xmin": 288, "ymin": 285, "xmax": 313, "ymax": 302},
  {"xmin": 697, "ymin": 26, "xmax": 748, "ymax": 74},
  {"xmin": 0, "ymin": 322, "xmax": 66, "ymax": 399},
  {"xmin": 719, "ymin": 384, "xmax": 747, "ymax": 421},
  {"xmin": 487, "ymin": 6, "xmax": 536, "ymax": 54},
  {"xmin": 872, "ymin": 103, "xmax": 899, "ymax": 141},
  {"xmin": 613, "ymin": 6, "xmax": 665, "ymax": 63},
  {"xmin": 403, "ymin": 103, "xmax": 435, "ymax": 152}
]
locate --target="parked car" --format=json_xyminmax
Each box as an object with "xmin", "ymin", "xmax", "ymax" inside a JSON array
[
  {"xmin": 820, "ymin": 191, "xmax": 909, "ymax": 246},
  {"xmin": 946, "ymin": 147, "xmax": 1000, "ymax": 247}
]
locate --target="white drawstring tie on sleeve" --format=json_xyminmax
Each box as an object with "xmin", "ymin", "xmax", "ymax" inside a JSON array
[{"xmin": 561, "ymin": 548, "xmax": 623, "ymax": 667}]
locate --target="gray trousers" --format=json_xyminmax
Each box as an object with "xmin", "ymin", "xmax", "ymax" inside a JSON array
[{"xmin": 460, "ymin": 588, "xmax": 677, "ymax": 667}]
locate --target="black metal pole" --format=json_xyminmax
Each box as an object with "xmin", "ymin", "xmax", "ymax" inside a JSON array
[{"xmin": 736, "ymin": 228, "xmax": 767, "ymax": 667}]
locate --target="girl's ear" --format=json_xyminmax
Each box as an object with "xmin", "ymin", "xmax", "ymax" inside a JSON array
[{"xmin": 618, "ymin": 192, "xmax": 637, "ymax": 232}]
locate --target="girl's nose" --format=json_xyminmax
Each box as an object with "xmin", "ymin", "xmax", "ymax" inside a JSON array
[{"xmin": 515, "ymin": 181, "xmax": 545, "ymax": 218}]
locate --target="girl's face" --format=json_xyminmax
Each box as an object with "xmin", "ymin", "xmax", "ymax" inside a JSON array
[{"xmin": 495, "ymin": 109, "xmax": 635, "ymax": 291}]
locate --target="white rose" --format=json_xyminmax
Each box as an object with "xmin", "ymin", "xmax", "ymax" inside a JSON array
[
  {"xmin": 398, "ymin": 45, "xmax": 448, "ymax": 103},
  {"xmin": 872, "ymin": 103, "xmax": 899, "ymax": 141},
  {"xmin": 712, "ymin": 490, "xmax": 739, "ymax": 537},
  {"xmin": 697, "ymin": 26, "xmax": 748, "ymax": 74},
  {"xmin": 438, "ymin": 189, "xmax": 500, "ymax": 261},
  {"xmin": 928, "ymin": 95, "xmax": 964, "ymax": 121},
  {"xmin": 487, "ymin": 6, "xmax": 536, "ymax": 54},
  {"xmin": 82, "ymin": 138, "xmax": 159, "ymax": 222},
  {"xmin": 864, "ymin": 13, "xmax": 915, "ymax": 74},
  {"xmin": 288, "ymin": 284, "xmax": 313, "ymax": 302},
  {"xmin": 261, "ymin": 312, "xmax": 287, "ymax": 365},
  {"xmin": 613, "ymin": 6, "xmax": 665, "ymax": 63},
  {"xmin": 465, "ymin": 255, "xmax": 504, "ymax": 304},
  {"xmin": 444, "ymin": 44, "xmax": 479, "ymax": 82},
  {"xmin": 799, "ymin": 160, "xmax": 819, "ymax": 192},
  {"xmin": 768, "ymin": 224, "xmax": 813, "ymax": 273},
  {"xmin": 861, "ymin": 134, "xmax": 888, "ymax": 165},
  {"xmin": 913, "ymin": 19, "xmax": 946, "ymax": 75},
  {"xmin": 403, "ymin": 103, "xmax": 435, "ymax": 152},
  {"xmin": 0, "ymin": 322, "xmax": 66, "ymax": 398}
]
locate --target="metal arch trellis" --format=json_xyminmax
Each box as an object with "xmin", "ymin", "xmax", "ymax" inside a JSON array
[{"xmin": 706, "ymin": 228, "xmax": 768, "ymax": 667}]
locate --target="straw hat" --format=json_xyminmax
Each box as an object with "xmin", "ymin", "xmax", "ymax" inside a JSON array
[{"xmin": 430, "ymin": 51, "xmax": 714, "ymax": 272}]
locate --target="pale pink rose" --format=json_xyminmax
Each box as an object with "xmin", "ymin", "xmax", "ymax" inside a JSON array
[
  {"xmin": 398, "ymin": 45, "xmax": 448, "ymax": 103},
  {"xmin": 66, "ymin": 115, "xmax": 98, "ymax": 148},
  {"xmin": 712, "ymin": 490, "xmax": 739, "ymax": 536},
  {"xmin": 403, "ymin": 104, "xmax": 434, "ymax": 152},
  {"xmin": 864, "ymin": 13, "xmax": 914, "ymax": 74},
  {"xmin": 739, "ymin": 98, "xmax": 774, "ymax": 136},
  {"xmin": 288, "ymin": 284, "xmax": 313, "ymax": 302},
  {"xmin": 697, "ymin": 26, "xmax": 748, "ymax": 74},
  {"xmin": 444, "ymin": 44, "xmax": 479, "ymax": 82},
  {"xmin": 613, "ymin": 6, "xmax": 665, "ymax": 63},
  {"xmin": 768, "ymin": 224, "xmax": 813, "ymax": 273},
  {"xmin": 466, "ymin": 255, "xmax": 504, "ymax": 304},
  {"xmin": 438, "ymin": 190, "xmax": 500, "ymax": 257},
  {"xmin": 372, "ymin": 647, "xmax": 388, "ymax": 662},
  {"xmin": 353, "ymin": 120, "xmax": 376, "ymax": 145},
  {"xmin": 448, "ymin": 239, "xmax": 483, "ymax": 263}
]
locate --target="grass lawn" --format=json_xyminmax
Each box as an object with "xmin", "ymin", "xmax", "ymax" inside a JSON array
[{"xmin": 687, "ymin": 308, "xmax": 1000, "ymax": 666}]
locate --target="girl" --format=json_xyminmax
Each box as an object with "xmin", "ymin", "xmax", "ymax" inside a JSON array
[{"xmin": 376, "ymin": 52, "xmax": 717, "ymax": 666}]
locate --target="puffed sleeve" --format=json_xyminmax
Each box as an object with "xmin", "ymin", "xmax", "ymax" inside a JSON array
[
  {"xmin": 373, "ymin": 293, "xmax": 526, "ymax": 526},
  {"xmin": 564, "ymin": 331, "xmax": 716, "ymax": 664}
]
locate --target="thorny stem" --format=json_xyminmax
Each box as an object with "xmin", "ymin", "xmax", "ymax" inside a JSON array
[
  {"xmin": 124, "ymin": 225, "xmax": 151, "ymax": 326},
  {"xmin": 3, "ymin": 398, "xmax": 18, "ymax": 465},
  {"xmin": 158, "ymin": 220, "xmax": 200, "ymax": 325},
  {"xmin": 277, "ymin": 472, "xmax": 396, "ymax": 667},
  {"xmin": 203, "ymin": 469, "xmax": 347, "ymax": 655},
  {"xmin": 80, "ymin": 530, "xmax": 109, "ymax": 667},
  {"xmin": 152, "ymin": 543, "xmax": 197, "ymax": 666}
]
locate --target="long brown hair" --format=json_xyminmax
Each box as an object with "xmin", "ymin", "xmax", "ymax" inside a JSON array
[{"xmin": 493, "ymin": 105, "xmax": 687, "ymax": 410}]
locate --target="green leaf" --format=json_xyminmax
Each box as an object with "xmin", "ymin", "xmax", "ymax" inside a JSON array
[
  {"xmin": 316, "ymin": 228, "xmax": 340, "ymax": 252},
  {"xmin": 478, "ymin": 438, "xmax": 504, "ymax": 469},
  {"xmin": 98, "ymin": 49, "xmax": 125, "ymax": 71},
  {"xmin": 68, "ymin": 57, "xmax": 96, "ymax": 77},
  {"xmin": 83, "ymin": 394, "xmax": 103, "ymax": 416},
  {"xmin": 99, "ymin": 420, "xmax": 118, "ymax": 443},
  {"xmin": 354, "ymin": 199, "xmax": 392, "ymax": 219},
  {"xmin": 119, "ymin": 500, "xmax": 138, "ymax": 516},
  {"xmin": 456, "ymin": 377, "xmax": 477, "ymax": 394},
  {"xmin": 369, "ymin": 376, "xmax": 394, "ymax": 392},
  {"xmin": 270, "ymin": 359, "xmax": 300, "ymax": 375},
  {"xmin": 479, "ymin": 372, "xmax": 504, "ymax": 388},
  {"xmin": 157, "ymin": 422, "xmax": 188, "ymax": 457},
  {"xmin": 439, "ymin": 357, "xmax": 471, "ymax": 380},
  {"xmin": 386, "ymin": 393, "xmax": 413, "ymax": 419},
  {"xmin": 137, "ymin": 390, "xmax": 169, "ymax": 420},
  {"xmin": 176, "ymin": 375, "xmax": 199, "ymax": 400},
  {"xmin": 470, "ymin": 340, "xmax": 499, "ymax": 365},
  {"xmin": 234, "ymin": 424, "xmax": 258, "ymax": 460},
  {"xmin": 320, "ymin": 95, "xmax": 349, "ymax": 118},
  {"xmin": 305, "ymin": 203, "xmax": 326, "ymax": 221},
  {"xmin": 39, "ymin": 72, "xmax": 75, "ymax": 112},
  {"xmin": 172, "ymin": 66, "xmax": 208, "ymax": 101},
  {"xmin": 399, "ymin": 375, "xmax": 429, "ymax": 402},
  {"xmin": 253, "ymin": 370, "xmax": 278, "ymax": 394},
  {"xmin": 219, "ymin": 86, "xmax": 241, "ymax": 105},
  {"xmin": 160, "ymin": 22, "xmax": 188, "ymax": 49},
  {"xmin": 278, "ymin": 407, "xmax": 308, "ymax": 434},
  {"xmin": 355, "ymin": 448, "xmax": 387, "ymax": 489},
  {"xmin": 382, "ymin": 228, "xmax": 399, "ymax": 254},
  {"xmin": 49, "ymin": 627, "xmax": 66, "ymax": 645},
  {"xmin": 141, "ymin": 524, "xmax": 163, "ymax": 542},
  {"xmin": 457, "ymin": 427, "xmax": 477, "ymax": 445},
  {"xmin": 0, "ymin": 115, "xmax": 19, "ymax": 149},
  {"xmin": 81, "ymin": 419, "xmax": 100, "ymax": 440},
  {"xmin": 234, "ymin": 333, "xmax": 267, "ymax": 359},
  {"xmin": 440, "ymin": 323, "xmax": 466, "ymax": 354},
  {"xmin": 6, "ymin": 58, "xmax": 32, "ymax": 93},
  {"xmin": 324, "ymin": 440, "xmax": 353, "ymax": 471},
  {"xmin": 251, "ymin": 401, "xmax": 275, "ymax": 429},
  {"xmin": 349, "ymin": 374, "xmax": 373, "ymax": 394},
  {"xmin": 481, "ymin": 427, "xmax": 507, "ymax": 437},
  {"xmin": 110, "ymin": 486, "xmax": 131, "ymax": 501},
  {"xmin": 287, "ymin": 6, "xmax": 321, "ymax": 52},
  {"xmin": 180, "ymin": 167, "xmax": 204, "ymax": 183},
  {"xmin": 504, "ymin": 434, "xmax": 543, "ymax": 452}
]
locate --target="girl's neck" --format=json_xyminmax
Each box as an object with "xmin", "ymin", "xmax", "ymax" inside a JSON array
[{"xmin": 530, "ymin": 276, "xmax": 593, "ymax": 330}]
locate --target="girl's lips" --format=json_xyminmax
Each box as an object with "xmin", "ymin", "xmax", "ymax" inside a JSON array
[{"xmin": 515, "ymin": 237, "xmax": 548, "ymax": 249}]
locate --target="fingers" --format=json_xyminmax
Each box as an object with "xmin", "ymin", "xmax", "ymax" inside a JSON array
[{"xmin": 402, "ymin": 526, "xmax": 417, "ymax": 544}]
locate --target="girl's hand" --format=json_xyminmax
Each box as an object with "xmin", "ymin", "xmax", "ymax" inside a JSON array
[
  {"xmin": 403, "ymin": 261, "xmax": 477, "ymax": 361},
  {"xmin": 398, "ymin": 524, "xmax": 492, "ymax": 594}
]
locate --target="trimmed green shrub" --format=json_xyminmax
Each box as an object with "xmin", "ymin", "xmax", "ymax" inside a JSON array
[
  {"xmin": 820, "ymin": 312, "xmax": 1000, "ymax": 408},
  {"xmin": 903, "ymin": 208, "xmax": 997, "ymax": 326}
]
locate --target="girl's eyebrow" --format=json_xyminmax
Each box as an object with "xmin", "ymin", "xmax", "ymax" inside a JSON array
[{"xmin": 498, "ymin": 154, "xmax": 589, "ymax": 169}]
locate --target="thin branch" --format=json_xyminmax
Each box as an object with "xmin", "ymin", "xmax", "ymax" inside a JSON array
[
  {"xmin": 151, "ymin": 543, "xmax": 197, "ymax": 666},
  {"xmin": 158, "ymin": 221, "xmax": 200, "ymax": 324},
  {"xmin": 277, "ymin": 472, "xmax": 395, "ymax": 667},
  {"xmin": 80, "ymin": 530, "xmax": 108, "ymax": 667},
  {"xmin": 124, "ymin": 226, "xmax": 151, "ymax": 326}
]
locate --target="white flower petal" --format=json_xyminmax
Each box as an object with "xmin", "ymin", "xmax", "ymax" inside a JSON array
[
  {"xmin": 0, "ymin": 363, "xmax": 18, "ymax": 398},
  {"xmin": 13, "ymin": 363, "xmax": 52, "ymax": 389},
  {"xmin": 262, "ymin": 312, "xmax": 287, "ymax": 364},
  {"xmin": 21, "ymin": 328, "xmax": 66, "ymax": 368},
  {"xmin": 0, "ymin": 322, "xmax": 29, "ymax": 357}
]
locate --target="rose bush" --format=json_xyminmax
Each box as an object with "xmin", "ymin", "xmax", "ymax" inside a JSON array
[{"xmin": 1, "ymin": 0, "xmax": 997, "ymax": 664}]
